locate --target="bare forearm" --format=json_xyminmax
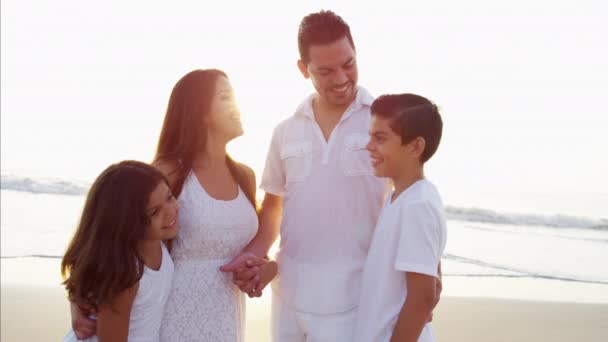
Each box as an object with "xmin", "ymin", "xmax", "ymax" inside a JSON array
[{"xmin": 391, "ymin": 297, "xmax": 435, "ymax": 342}]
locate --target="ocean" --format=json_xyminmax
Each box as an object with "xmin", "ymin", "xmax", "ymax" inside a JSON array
[{"xmin": 2, "ymin": 174, "xmax": 607, "ymax": 302}]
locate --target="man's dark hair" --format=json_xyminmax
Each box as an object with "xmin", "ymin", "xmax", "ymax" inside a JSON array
[{"xmin": 298, "ymin": 10, "xmax": 355, "ymax": 64}]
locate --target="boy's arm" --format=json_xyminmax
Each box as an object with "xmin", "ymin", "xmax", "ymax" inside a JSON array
[
  {"xmin": 393, "ymin": 201, "xmax": 445, "ymax": 339},
  {"xmin": 391, "ymin": 272, "xmax": 437, "ymax": 342},
  {"xmin": 96, "ymin": 282, "xmax": 138, "ymax": 342},
  {"xmin": 427, "ymin": 262, "xmax": 442, "ymax": 322},
  {"xmin": 436, "ymin": 262, "xmax": 443, "ymax": 299}
]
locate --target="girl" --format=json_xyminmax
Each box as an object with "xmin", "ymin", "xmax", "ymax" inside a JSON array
[{"xmin": 62, "ymin": 160, "xmax": 178, "ymax": 342}]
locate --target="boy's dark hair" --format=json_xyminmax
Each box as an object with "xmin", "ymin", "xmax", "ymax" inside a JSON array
[
  {"xmin": 61, "ymin": 160, "xmax": 169, "ymax": 310},
  {"xmin": 371, "ymin": 94, "xmax": 443, "ymax": 163},
  {"xmin": 298, "ymin": 10, "xmax": 355, "ymax": 64}
]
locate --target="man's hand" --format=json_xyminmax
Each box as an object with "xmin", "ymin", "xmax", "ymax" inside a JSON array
[
  {"xmin": 236, "ymin": 258, "xmax": 278, "ymax": 298},
  {"xmin": 221, "ymin": 252, "xmax": 278, "ymax": 298},
  {"xmin": 233, "ymin": 256, "xmax": 267, "ymax": 297},
  {"xmin": 221, "ymin": 252, "xmax": 276, "ymax": 297}
]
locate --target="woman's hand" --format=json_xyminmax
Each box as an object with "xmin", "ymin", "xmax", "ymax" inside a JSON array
[{"xmin": 232, "ymin": 256, "xmax": 277, "ymax": 298}]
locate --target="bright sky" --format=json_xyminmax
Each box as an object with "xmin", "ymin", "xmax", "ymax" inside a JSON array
[{"xmin": 2, "ymin": 0, "xmax": 607, "ymax": 202}]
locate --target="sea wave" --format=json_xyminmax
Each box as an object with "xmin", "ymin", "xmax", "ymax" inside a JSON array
[
  {"xmin": 2, "ymin": 174, "xmax": 606, "ymax": 230},
  {"xmin": 444, "ymin": 253, "xmax": 608, "ymax": 285},
  {"xmin": 446, "ymin": 206, "xmax": 608, "ymax": 230},
  {"xmin": 1, "ymin": 175, "xmax": 88, "ymax": 195}
]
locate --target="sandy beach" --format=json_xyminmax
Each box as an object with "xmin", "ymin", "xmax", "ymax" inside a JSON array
[
  {"xmin": 2, "ymin": 256, "xmax": 608, "ymax": 342},
  {"xmin": 2, "ymin": 283, "xmax": 608, "ymax": 341}
]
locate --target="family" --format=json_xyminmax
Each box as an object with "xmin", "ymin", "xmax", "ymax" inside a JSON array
[{"xmin": 61, "ymin": 10, "xmax": 447, "ymax": 342}]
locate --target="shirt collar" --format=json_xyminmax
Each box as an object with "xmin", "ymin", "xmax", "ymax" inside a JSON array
[{"xmin": 294, "ymin": 86, "xmax": 374, "ymax": 120}]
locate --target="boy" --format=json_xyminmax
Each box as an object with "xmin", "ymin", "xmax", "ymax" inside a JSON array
[{"xmin": 355, "ymin": 93, "xmax": 446, "ymax": 342}]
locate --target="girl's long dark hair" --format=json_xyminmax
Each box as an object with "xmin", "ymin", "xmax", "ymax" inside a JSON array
[
  {"xmin": 154, "ymin": 69, "xmax": 257, "ymax": 208},
  {"xmin": 61, "ymin": 160, "xmax": 169, "ymax": 310}
]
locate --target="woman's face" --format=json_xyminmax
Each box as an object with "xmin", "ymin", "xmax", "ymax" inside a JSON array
[{"xmin": 207, "ymin": 76, "xmax": 243, "ymax": 141}]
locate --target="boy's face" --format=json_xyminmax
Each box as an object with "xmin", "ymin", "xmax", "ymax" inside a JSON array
[
  {"xmin": 367, "ymin": 115, "xmax": 419, "ymax": 178},
  {"xmin": 298, "ymin": 36, "xmax": 358, "ymax": 108}
]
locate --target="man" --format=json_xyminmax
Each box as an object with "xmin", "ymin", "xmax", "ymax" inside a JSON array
[{"xmin": 221, "ymin": 10, "xmax": 389, "ymax": 342}]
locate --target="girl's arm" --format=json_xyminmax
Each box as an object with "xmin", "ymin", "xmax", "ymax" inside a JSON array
[
  {"xmin": 96, "ymin": 282, "xmax": 139, "ymax": 342},
  {"xmin": 69, "ymin": 302, "xmax": 96, "ymax": 338}
]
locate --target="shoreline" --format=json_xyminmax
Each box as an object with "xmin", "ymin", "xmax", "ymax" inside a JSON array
[{"xmin": 4, "ymin": 257, "xmax": 607, "ymax": 304}]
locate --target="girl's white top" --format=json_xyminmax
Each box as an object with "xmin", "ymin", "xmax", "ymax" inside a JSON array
[{"xmin": 64, "ymin": 241, "xmax": 174, "ymax": 342}]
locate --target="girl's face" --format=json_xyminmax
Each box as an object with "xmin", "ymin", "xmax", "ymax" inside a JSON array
[
  {"xmin": 206, "ymin": 76, "xmax": 243, "ymax": 141},
  {"xmin": 144, "ymin": 181, "xmax": 179, "ymax": 241}
]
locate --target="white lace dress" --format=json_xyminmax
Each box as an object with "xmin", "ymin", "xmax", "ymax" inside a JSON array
[{"xmin": 160, "ymin": 171, "xmax": 258, "ymax": 342}]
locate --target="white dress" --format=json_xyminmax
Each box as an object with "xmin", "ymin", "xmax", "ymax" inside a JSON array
[
  {"xmin": 63, "ymin": 242, "xmax": 174, "ymax": 342},
  {"xmin": 160, "ymin": 171, "xmax": 258, "ymax": 342}
]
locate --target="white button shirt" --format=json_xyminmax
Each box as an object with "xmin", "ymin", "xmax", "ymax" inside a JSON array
[{"xmin": 261, "ymin": 87, "xmax": 390, "ymax": 314}]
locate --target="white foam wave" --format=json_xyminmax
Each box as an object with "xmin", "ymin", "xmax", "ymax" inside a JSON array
[
  {"xmin": 2, "ymin": 174, "xmax": 606, "ymax": 230},
  {"xmin": 446, "ymin": 205, "xmax": 607, "ymax": 230},
  {"xmin": 1, "ymin": 175, "xmax": 88, "ymax": 196}
]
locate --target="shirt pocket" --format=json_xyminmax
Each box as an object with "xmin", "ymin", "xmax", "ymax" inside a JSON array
[
  {"xmin": 281, "ymin": 140, "xmax": 312, "ymax": 182},
  {"xmin": 342, "ymin": 133, "xmax": 374, "ymax": 176}
]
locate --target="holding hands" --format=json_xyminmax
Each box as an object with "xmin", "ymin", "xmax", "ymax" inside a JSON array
[{"xmin": 220, "ymin": 252, "xmax": 277, "ymax": 298}]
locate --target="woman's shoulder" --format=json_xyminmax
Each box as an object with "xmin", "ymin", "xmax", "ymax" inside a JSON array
[
  {"xmin": 237, "ymin": 162, "xmax": 255, "ymax": 180},
  {"xmin": 234, "ymin": 162, "xmax": 256, "ymax": 191},
  {"xmin": 153, "ymin": 158, "xmax": 181, "ymax": 175},
  {"xmin": 152, "ymin": 159, "xmax": 183, "ymax": 185}
]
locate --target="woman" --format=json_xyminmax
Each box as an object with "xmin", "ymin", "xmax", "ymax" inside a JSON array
[
  {"xmin": 70, "ymin": 69, "xmax": 277, "ymax": 341},
  {"xmin": 155, "ymin": 69, "xmax": 276, "ymax": 341}
]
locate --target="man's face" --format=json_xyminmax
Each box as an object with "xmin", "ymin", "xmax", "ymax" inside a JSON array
[{"xmin": 299, "ymin": 36, "xmax": 358, "ymax": 107}]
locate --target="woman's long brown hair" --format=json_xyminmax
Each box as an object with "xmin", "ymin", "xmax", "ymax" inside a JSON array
[
  {"xmin": 61, "ymin": 160, "xmax": 169, "ymax": 310},
  {"xmin": 153, "ymin": 69, "xmax": 257, "ymax": 208}
]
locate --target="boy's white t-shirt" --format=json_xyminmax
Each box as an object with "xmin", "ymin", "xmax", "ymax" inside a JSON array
[{"xmin": 354, "ymin": 179, "xmax": 447, "ymax": 342}]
